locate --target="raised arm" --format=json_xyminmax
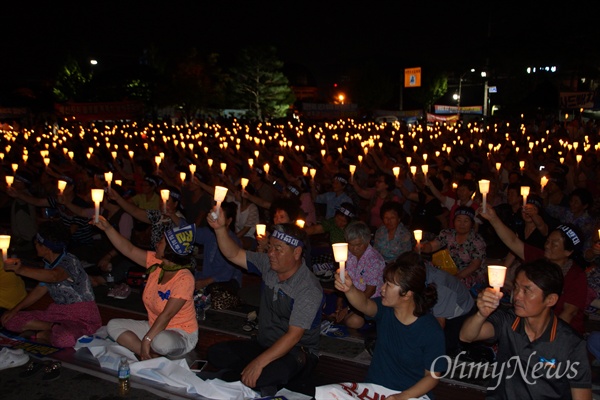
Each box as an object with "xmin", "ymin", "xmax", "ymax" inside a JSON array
[
  {"xmin": 207, "ymin": 206, "xmax": 248, "ymax": 269},
  {"xmin": 91, "ymin": 215, "xmax": 147, "ymax": 266},
  {"xmin": 478, "ymin": 206, "xmax": 525, "ymax": 260},
  {"xmin": 107, "ymin": 188, "xmax": 150, "ymax": 223}
]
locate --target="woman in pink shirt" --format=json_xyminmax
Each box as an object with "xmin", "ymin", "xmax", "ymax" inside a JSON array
[{"xmin": 93, "ymin": 218, "xmax": 198, "ymax": 360}]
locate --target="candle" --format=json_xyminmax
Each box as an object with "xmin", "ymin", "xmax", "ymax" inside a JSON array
[
  {"xmin": 520, "ymin": 186, "xmax": 530, "ymax": 207},
  {"xmin": 58, "ymin": 180, "xmax": 67, "ymax": 195},
  {"xmin": 115, "ymin": 179, "xmax": 122, "ymax": 187},
  {"xmin": 309, "ymin": 168, "xmax": 316, "ymax": 179},
  {"xmin": 421, "ymin": 165, "xmax": 429, "ymax": 182},
  {"xmin": 91, "ymin": 189, "xmax": 105, "ymax": 223},
  {"xmin": 11, "ymin": 163, "xmax": 18, "ymax": 174},
  {"xmin": 248, "ymin": 158, "xmax": 254, "ymax": 168},
  {"xmin": 410, "ymin": 166, "xmax": 417, "ymax": 176},
  {"xmin": 6, "ymin": 176, "xmax": 14, "ymax": 187},
  {"xmin": 220, "ymin": 162, "xmax": 227, "ymax": 174},
  {"xmin": 189, "ymin": 164, "xmax": 197, "ymax": 175},
  {"xmin": 104, "ymin": 171, "xmax": 113, "ymax": 190},
  {"xmin": 495, "ymin": 162, "xmax": 501, "ymax": 172},
  {"xmin": 0, "ymin": 235, "xmax": 10, "ymax": 261},
  {"xmin": 296, "ymin": 219, "xmax": 305, "ymax": 228},
  {"xmin": 302, "ymin": 166, "xmax": 308, "ymax": 175},
  {"xmin": 332, "ymin": 243, "xmax": 349, "ymax": 284},
  {"xmin": 487, "ymin": 265, "xmax": 507, "ymax": 293},
  {"xmin": 264, "ymin": 163, "xmax": 270, "ymax": 175},
  {"xmin": 414, "ymin": 230, "xmax": 423, "ymax": 253},
  {"xmin": 406, "ymin": 157, "xmax": 412, "ymax": 166},
  {"xmin": 241, "ymin": 177, "xmax": 249, "ymax": 191},
  {"xmin": 160, "ymin": 189, "xmax": 170, "ymax": 214},
  {"xmin": 478, "ymin": 179, "xmax": 490, "ymax": 213},
  {"xmin": 212, "ymin": 185, "xmax": 228, "ymax": 218},
  {"xmin": 392, "ymin": 166, "xmax": 400, "ymax": 179},
  {"xmin": 256, "ymin": 224, "xmax": 266, "ymax": 236},
  {"xmin": 208, "ymin": 158, "xmax": 213, "ymax": 168},
  {"xmin": 180, "ymin": 172, "xmax": 186, "ymax": 184},
  {"xmin": 540, "ymin": 176, "xmax": 548, "ymax": 191},
  {"xmin": 349, "ymin": 164, "xmax": 356, "ymax": 182},
  {"xmin": 278, "ymin": 155, "xmax": 284, "ymax": 164}
]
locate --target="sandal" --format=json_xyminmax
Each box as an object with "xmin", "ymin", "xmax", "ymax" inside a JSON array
[
  {"xmin": 19, "ymin": 360, "xmax": 45, "ymax": 378},
  {"xmin": 42, "ymin": 361, "xmax": 61, "ymax": 382}
]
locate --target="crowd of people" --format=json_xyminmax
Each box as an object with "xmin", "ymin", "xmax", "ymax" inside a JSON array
[{"xmin": 0, "ymin": 113, "xmax": 599, "ymax": 398}]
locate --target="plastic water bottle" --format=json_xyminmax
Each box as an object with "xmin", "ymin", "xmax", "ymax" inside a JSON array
[
  {"xmin": 118, "ymin": 356, "xmax": 130, "ymax": 396},
  {"xmin": 106, "ymin": 264, "xmax": 115, "ymax": 288}
]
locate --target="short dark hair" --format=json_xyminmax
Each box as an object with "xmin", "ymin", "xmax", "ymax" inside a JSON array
[
  {"xmin": 569, "ymin": 188, "xmax": 593, "ymax": 209},
  {"xmin": 457, "ymin": 179, "xmax": 476, "ymax": 193},
  {"xmin": 379, "ymin": 200, "xmax": 404, "ymax": 220},
  {"xmin": 37, "ymin": 221, "xmax": 71, "ymax": 253},
  {"xmin": 383, "ymin": 252, "xmax": 437, "ymax": 317},
  {"xmin": 513, "ymin": 259, "xmax": 563, "ymax": 299}
]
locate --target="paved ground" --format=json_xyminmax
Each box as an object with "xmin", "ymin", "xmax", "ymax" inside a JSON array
[{"xmin": 0, "ymin": 358, "xmax": 168, "ymax": 400}]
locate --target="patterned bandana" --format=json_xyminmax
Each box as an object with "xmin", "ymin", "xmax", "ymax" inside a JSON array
[
  {"xmin": 165, "ymin": 224, "xmax": 195, "ymax": 255},
  {"xmin": 336, "ymin": 206, "xmax": 355, "ymax": 218},
  {"xmin": 287, "ymin": 185, "xmax": 300, "ymax": 196},
  {"xmin": 271, "ymin": 229, "xmax": 304, "ymax": 248},
  {"xmin": 147, "ymin": 262, "xmax": 193, "ymax": 284},
  {"xmin": 556, "ymin": 225, "xmax": 581, "ymax": 247}
]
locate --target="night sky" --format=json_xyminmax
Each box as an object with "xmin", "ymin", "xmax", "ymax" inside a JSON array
[{"xmin": 2, "ymin": 1, "xmax": 599, "ymax": 87}]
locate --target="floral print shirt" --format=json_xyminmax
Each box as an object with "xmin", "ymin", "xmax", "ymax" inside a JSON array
[{"xmin": 373, "ymin": 223, "xmax": 413, "ymax": 263}]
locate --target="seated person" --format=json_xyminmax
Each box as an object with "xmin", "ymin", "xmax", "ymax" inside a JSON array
[
  {"xmin": 1, "ymin": 221, "xmax": 102, "ymax": 347},
  {"xmin": 479, "ymin": 206, "xmax": 589, "ymax": 335},
  {"xmin": 305, "ymin": 202, "xmax": 356, "ymax": 278},
  {"xmin": 206, "ymin": 210, "xmax": 323, "ymax": 397},
  {"xmin": 460, "ymin": 259, "xmax": 591, "ymax": 399},
  {"xmin": 423, "ymin": 258, "xmax": 475, "ymax": 356},
  {"xmin": 373, "ymin": 201, "xmax": 413, "ymax": 263},
  {"xmin": 94, "ymin": 218, "xmax": 198, "ymax": 360},
  {"xmin": 330, "ymin": 221, "xmax": 386, "ymax": 329},
  {"xmin": 0, "ymin": 258, "xmax": 28, "ymax": 320},
  {"xmin": 334, "ymin": 251, "xmax": 447, "ymax": 398}
]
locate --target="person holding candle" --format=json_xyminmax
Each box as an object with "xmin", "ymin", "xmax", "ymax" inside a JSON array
[
  {"xmin": 0, "ymin": 254, "xmax": 28, "ymax": 320},
  {"xmin": 205, "ymin": 208, "xmax": 322, "ymax": 397},
  {"xmin": 1, "ymin": 221, "xmax": 102, "ymax": 347},
  {"xmin": 233, "ymin": 185, "xmax": 261, "ymax": 250},
  {"xmin": 334, "ymin": 251, "xmax": 447, "ymax": 399},
  {"xmin": 459, "ymin": 259, "xmax": 591, "ymax": 399},
  {"xmin": 93, "ymin": 218, "xmax": 198, "ymax": 359},
  {"xmin": 418, "ymin": 206, "xmax": 487, "ymax": 291},
  {"xmin": 329, "ymin": 221, "xmax": 386, "ymax": 329},
  {"xmin": 478, "ymin": 206, "xmax": 589, "ymax": 335}
]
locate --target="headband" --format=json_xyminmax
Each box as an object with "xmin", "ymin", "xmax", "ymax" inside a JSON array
[
  {"xmin": 36, "ymin": 232, "xmax": 66, "ymax": 253},
  {"xmin": 271, "ymin": 229, "xmax": 304, "ymax": 248},
  {"xmin": 556, "ymin": 225, "xmax": 581, "ymax": 247},
  {"xmin": 145, "ymin": 176, "xmax": 159, "ymax": 187},
  {"xmin": 454, "ymin": 207, "xmax": 475, "ymax": 220},
  {"xmin": 165, "ymin": 224, "xmax": 196, "ymax": 255},
  {"xmin": 526, "ymin": 197, "xmax": 543, "ymax": 210},
  {"xmin": 334, "ymin": 175, "xmax": 348, "ymax": 185},
  {"xmin": 287, "ymin": 185, "xmax": 300, "ymax": 196},
  {"xmin": 169, "ymin": 191, "xmax": 181, "ymax": 201},
  {"xmin": 336, "ymin": 206, "xmax": 355, "ymax": 218}
]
